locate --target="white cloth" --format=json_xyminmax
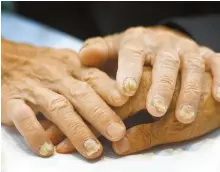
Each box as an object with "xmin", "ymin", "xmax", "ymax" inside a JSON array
[{"xmin": 1, "ymin": 12, "xmax": 220, "ymax": 172}]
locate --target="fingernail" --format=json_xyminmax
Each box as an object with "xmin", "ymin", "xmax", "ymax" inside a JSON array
[
  {"xmin": 151, "ymin": 96, "xmax": 167, "ymax": 114},
  {"xmin": 216, "ymin": 87, "xmax": 220, "ymax": 99},
  {"xmin": 106, "ymin": 122, "xmax": 125, "ymax": 140},
  {"xmin": 111, "ymin": 91, "xmax": 123, "ymax": 103},
  {"xmin": 56, "ymin": 141, "xmax": 76, "ymax": 154},
  {"xmin": 56, "ymin": 142, "xmax": 69, "ymax": 151},
  {"xmin": 179, "ymin": 105, "xmax": 196, "ymax": 122},
  {"xmin": 123, "ymin": 77, "xmax": 137, "ymax": 95},
  {"xmin": 83, "ymin": 139, "xmax": 101, "ymax": 156},
  {"xmin": 113, "ymin": 137, "xmax": 130, "ymax": 155},
  {"xmin": 39, "ymin": 142, "xmax": 54, "ymax": 157}
]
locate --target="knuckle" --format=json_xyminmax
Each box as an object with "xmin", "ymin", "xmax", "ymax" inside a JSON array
[
  {"xmin": 137, "ymin": 126, "xmax": 152, "ymax": 146},
  {"xmin": 67, "ymin": 121, "xmax": 88, "ymax": 138},
  {"xmin": 158, "ymin": 51, "xmax": 180, "ymax": 69},
  {"xmin": 91, "ymin": 106, "xmax": 112, "ymax": 120},
  {"xmin": 183, "ymin": 80, "xmax": 201, "ymax": 95},
  {"xmin": 82, "ymin": 68, "xmax": 105, "ymax": 85},
  {"xmin": 199, "ymin": 46, "xmax": 213, "ymax": 57},
  {"xmin": 48, "ymin": 96, "xmax": 71, "ymax": 114},
  {"xmin": 184, "ymin": 54, "xmax": 205, "ymax": 71},
  {"xmin": 85, "ymin": 36, "xmax": 103, "ymax": 45},
  {"xmin": 158, "ymin": 75, "xmax": 176, "ymax": 92},
  {"xmin": 11, "ymin": 103, "xmax": 32, "ymax": 122},
  {"xmin": 210, "ymin": 54, "xmax": 220, "ymax": 66},
  {"xmin": 70, "ymin": 81, "xmax": 91, "ymax": 99},
  {"xmin": 125, "ymin": 26, "xmax": 145, "ymax": 36}
]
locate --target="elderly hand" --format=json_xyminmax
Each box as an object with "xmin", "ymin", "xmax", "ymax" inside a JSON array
[
  {"xmin": 79, "ymin": 26, "xmax": 220, "ymax": 124},
  {"xmin": 1, "ymin": 39, "xmax": 128, "ymax": 159},
  {"xmin": 44, "ymin": 67, "xmax": 220, "ymax": 155}
]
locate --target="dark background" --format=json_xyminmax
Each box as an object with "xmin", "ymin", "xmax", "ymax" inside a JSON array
[{"xmin": 3, "ymin": 1, "xmax": 220, "ymax": 40}]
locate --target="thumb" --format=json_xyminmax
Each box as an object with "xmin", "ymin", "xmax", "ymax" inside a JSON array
[
  {"xmin": 79, "ymin": 34, "xmax": 121, "ymax": 67},
  {"xmin": 112, "ymin": 122, "xmax": 162, "ymax": 155}
]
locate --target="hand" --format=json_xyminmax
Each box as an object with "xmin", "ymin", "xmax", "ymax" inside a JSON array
[
  {"xmin": 79, "ymin": 26, "xmax": 220, "ymax": 124},
  {"xmin": 45, "ymin": 68, "xmax": 220, "ymax": 155},
  {"xmin": 1, "ymin": 39, "xmax": 128, "ymax": 159}
]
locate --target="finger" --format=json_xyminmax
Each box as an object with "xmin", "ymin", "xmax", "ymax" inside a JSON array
[
  {"xmin": 39, "ymin": 120, "xmax": 53, "ymax": 130},
  {"xmin": 46, "ymin": 125, "xmax": 65, "ymax": 145},
  {"xmin": 112, "ymin": 123, "xmax": 161, "ymax": 156},
  {"xmin": 79, "ymin": 34, "xmax": 121, "ymax": 67},
  {"xmin": 176, "ymin": 51, "xmax": 205, "ymax": 123},
  {"xmin": 77, "ymin": 67, "xmax": 128, "ymax": 107},
  {"xmin": 205, "ymin": 53, "xmax": 220, "ymax": 102},
  {"xmin": 39, "ymin": 120, "xmax": 64, "ymax": 145},
  {"xmin": 7, "ymin": 99, "xmax": 54, "ymax": 157},
  {"xmin": 116, "ymin": 27, "xmax": 146, "ymax": 96},
  {"xmin": 56, "ymin": 77, "xmax": 126, "ymax": 142},
  {"xmin": 56, "ymin": 124, "xmax": 100, "ymax": 154},
  {"xmin": 147, "ymin": 47, "xmax": 180, "ymax": 117},
  {"xmin": 34, "ymin": 88, "xmax": 103, "ymax": 159},
  {"xmin": 56, "ymin": 138, "xmax": 76, "ymax": 154}
]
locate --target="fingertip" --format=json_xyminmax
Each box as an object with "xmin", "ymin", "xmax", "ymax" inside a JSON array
[
  {"xmin": 175, "ymin": 104, "xmax": 196, "ymax": 124},
  {"xmin": 79, "ymin": 41, "xmax": 108, "ymax": 67},
  {"xmin": 118, "ymin": 77, "xmax": 138, "ymax": 97},
  {"xmin": 38, "ymin": 141, "xmax": 54, "ymax": 157},
  {"xmin": 56, "ymin": 139, "xmax": 76, "ymax": 154},
  {"xmin": 112, "ymin": 137, "xmax": 130, "ymax": 156},
  {"xmin": 83, "ymin": 139, "xmax": 103, "ymax": 159},
  {"xmin": 146, "ymin": 94, "xmax": 167, "ymax": 118},
  {"xmin": 106, "ymin": 121, "xmax": 126, "ymax": 141},
  {"xmin": 109, "ymin": 90, "xmax": 129, "ymax": 107}
]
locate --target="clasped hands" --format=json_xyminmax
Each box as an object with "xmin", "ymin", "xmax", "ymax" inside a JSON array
[{"xmin": 2, "ymin": 27, "xmax": 220, "ymax": 160}]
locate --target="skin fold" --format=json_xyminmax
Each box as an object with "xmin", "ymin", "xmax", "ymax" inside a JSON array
[
  {"xmin": 52, "ymin": 68, "xmax": 220, "ymax": 156},
  {"xmin": 1, "ymin": 38, "xmax": 129, "ymax": 159},
  {"xmin": 79, "ymin": 26, "xmax": 220, "ymax": 124},
  {"xmin": 2, "ymin": 29, "xmax": 220, "ymax": 159}
]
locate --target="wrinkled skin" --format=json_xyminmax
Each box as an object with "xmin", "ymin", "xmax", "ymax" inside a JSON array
[
  {"xmin": 2, "ymin": 32, "xmax": 220, "ymax": 159},
  {"xmin": 1, "ymin": 39, "xmax": 129, "ymax": 159},
  {"xmin": 80, "ymin": 26, "xmax": 220, "ymax": 124},
  {"xmin": 50, "ymin": 68, "xmax": 220, "ymax": 156}
]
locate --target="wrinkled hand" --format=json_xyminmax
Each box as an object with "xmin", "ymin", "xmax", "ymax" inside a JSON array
[
  {"xmin": 79, "ymin": 26, "xmax": 220, "ymax": 124},
  {"xmin": 46, "ymin": 68, "xmax": 220, "ymax": 156},
  {"xmin": 1, "ymin": 39, "xmax": 128, "ymax": 159}
]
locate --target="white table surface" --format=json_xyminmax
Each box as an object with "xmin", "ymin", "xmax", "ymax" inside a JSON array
[{"xmin": 1, "ymin": 12, "xmax": 220, "ymax": 172}]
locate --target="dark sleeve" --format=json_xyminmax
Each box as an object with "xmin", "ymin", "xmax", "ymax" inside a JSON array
[{"xmin": 161, "ymin": 14, "xmax": 220, "ymax": 52}]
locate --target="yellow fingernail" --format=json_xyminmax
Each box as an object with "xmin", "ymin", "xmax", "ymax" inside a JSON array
[
  {"xmin": 39, "ymin": 142, "xmax": 54, "ymax": 157},
  {"xmin": 151, "ymin": 96, "xmax": 167, "ymax": 113},
  {"xmin": 84, "ymin": 139, "xmax": 100, "ymax": 156},
  {"xmin": 123, "ymin": 77, "xmax": 137, "ymax": 94},
  {"xmin": 216, "ymin": 87, "xmax": 220, "ymax": 99},
  {"xmin": 179, "ymin": 105, "xmax": 195, "ymax": 120}
]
